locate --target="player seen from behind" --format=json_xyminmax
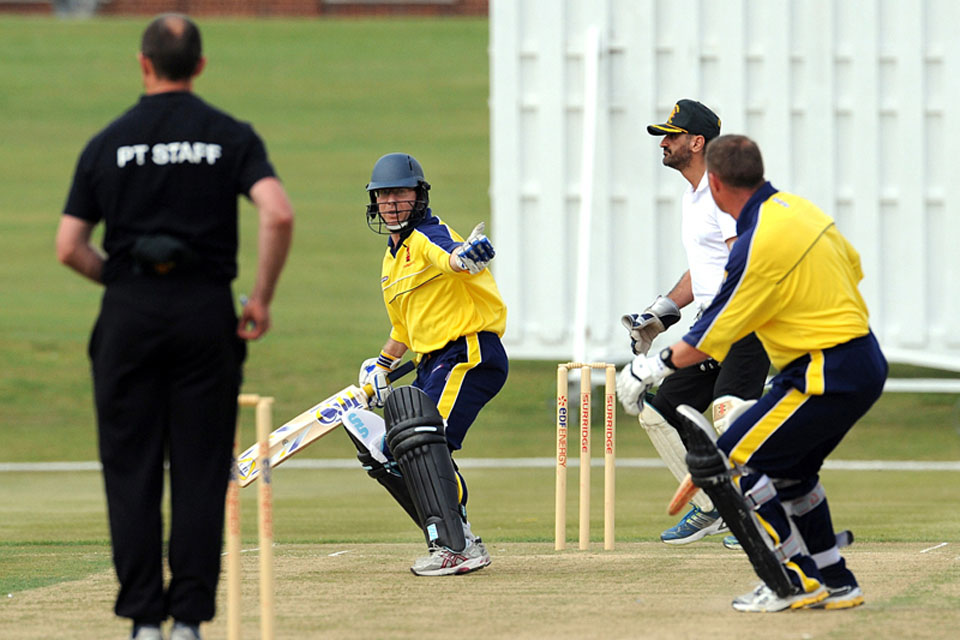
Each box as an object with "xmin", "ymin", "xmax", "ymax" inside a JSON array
[
  {"xmin": 617, "ymin": 135, "xmax": 887, "ymax": 612},
  {"xmin": 55, "ymin": 13, "xmax": 293, "ymax": 640}
]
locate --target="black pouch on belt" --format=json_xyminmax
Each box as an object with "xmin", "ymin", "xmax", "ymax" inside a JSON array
[{"xmin": 130, "ymin": 234, "xmax": 200, "ymax": 275}]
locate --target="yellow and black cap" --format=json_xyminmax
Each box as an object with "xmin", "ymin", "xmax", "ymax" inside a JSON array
[{"xmin": 647, "ymin": 99, "xmax": 721, "ymax": 140}]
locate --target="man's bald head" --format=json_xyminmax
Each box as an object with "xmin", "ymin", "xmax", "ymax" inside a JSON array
[
  {"xmin": 705, "ymin": 134, "xmax": 765, "ymax": 190},
  {"xmin": 141, "ymin": 14, "xmax": 202, "ymax": 81}
]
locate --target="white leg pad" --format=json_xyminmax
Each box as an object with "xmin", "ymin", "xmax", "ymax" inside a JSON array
[
  {"xmin": 640, "ymin": 404, "xmax": 714, "ymax": 512},
  {"xmin": 711, "ymin": 395, "xmax": 757, "ymax": 436}
]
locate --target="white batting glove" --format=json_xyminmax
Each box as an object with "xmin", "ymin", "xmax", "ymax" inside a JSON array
[
  {"xmin": 621, "ymin": 296, "xmax": 682, "ymax": 355},
  {"xmin": 616, "ymin": 350, "xmax": 676, "ymax": 415},
  {"xmin": 359, "ymin": 353, "xmax": 400, "ymax": 409},
  {"xmin": 455, "ymin": 222, "xmax": 496, "ymax": 274}
]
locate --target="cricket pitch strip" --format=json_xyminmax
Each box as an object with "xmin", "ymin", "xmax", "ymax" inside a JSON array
[{"xmin": 1, "ymin": 542, "xmax": 956, "ymax": 639}]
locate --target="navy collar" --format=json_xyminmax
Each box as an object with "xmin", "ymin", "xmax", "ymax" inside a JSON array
[
  {"xmin": 736, "ymin": 181, "xmax": 777, "ymax": 235},
  {"xmin": 387, "ymin": 209, "xmax": 435, "ymax": 253}
]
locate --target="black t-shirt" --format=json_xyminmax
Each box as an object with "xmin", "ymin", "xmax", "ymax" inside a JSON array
[{"xmin": 63, "ymin": 91, "xmax": 276, "ymax": 284}]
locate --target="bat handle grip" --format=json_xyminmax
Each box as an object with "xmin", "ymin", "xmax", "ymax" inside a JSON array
[{"xmin": 387, "ymin": 359, "xmax": 416, "ymax": 383}]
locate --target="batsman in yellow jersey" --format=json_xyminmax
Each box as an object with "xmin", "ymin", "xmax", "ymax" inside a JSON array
[
  {"xmin": 618, "ymin": 135, "xmax": 888, "ymax": 612},
  {"xmin": 351, "ymin": 152, "xmax": 508, "ymax": 576}
]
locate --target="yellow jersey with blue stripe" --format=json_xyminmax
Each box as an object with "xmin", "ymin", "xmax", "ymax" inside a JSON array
[
  {"xmin": 684, "ymin": 182, "xmax": 870, "ymax": 370},
  {"xmin": 382, "ymin": 213, "xmax": 506, "ymax": 354}
]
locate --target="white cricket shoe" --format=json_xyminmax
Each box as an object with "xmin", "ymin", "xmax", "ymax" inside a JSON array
[
  {"xmin": 808, "ymin": 584, "xmax": 865, "ymax": 610},
  {"xmin": 130, "ymin": 624, "xmax": 162, "ymax": 640},
  {"xmin": 170, "ymin": 621, "xmax": 202, "ymax": 640},
  {"xmin": 410, "ymin": 537, "xmax": 491, "ymax": 576},
  {"xmin": 731, "ymin": 582, "xmax": 827, "ymax": 613}
]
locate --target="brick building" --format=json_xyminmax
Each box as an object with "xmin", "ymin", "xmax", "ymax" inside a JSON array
[{"xmin": 2, "ymin": 1, "xmax": 489, "ymax": 17}]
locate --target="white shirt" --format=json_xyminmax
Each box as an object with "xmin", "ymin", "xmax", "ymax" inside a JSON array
[{"xmin": 681, "ymin": 170, "xmax": 738, "ymax": 310}]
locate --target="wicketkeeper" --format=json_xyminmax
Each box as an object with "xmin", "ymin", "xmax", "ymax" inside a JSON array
[
  {"xmin": 617, "ymin": 135, "xmax": 887, "ymax": 612},
  {"xmin": 352, "ymin": 152, "xmax": 508, "ymax": 576},
  {"xmin": 623, "ymin": 99, "xmax": 769, "ymax": 546}
]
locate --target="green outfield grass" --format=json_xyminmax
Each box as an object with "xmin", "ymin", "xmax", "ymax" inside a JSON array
[
  {"xmin": 1, "ymin": 16, "xmax": 959, "ymax": 638},
  {"xmin": 1, "ymin": 15, "xmax": 959, "ymax": 463},
  {"xmin": 0, "ymin": 15, "xmax": 494, "ymax": 462}
]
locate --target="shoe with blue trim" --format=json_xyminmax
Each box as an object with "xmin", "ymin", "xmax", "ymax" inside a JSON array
[
  {"xmin": 660, "ymin": 506, "xmax": 728, "ymax": 545},
  {"xmin": 722, "ymin": 534, "xmax": 742, "ymax": 550}
]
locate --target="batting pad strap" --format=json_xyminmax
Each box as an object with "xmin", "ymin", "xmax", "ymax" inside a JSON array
[
  {"xmin": 811, "ymin": 546, "xmax": 842, "ymax": 568},
  {"xmin": 835, "ymin": 529, "xmax": 854, "ymax": 549},
  {"xmin": 773, "ymin": 532, "xmax": 805, "ymax": 564},
  {"xmin": 781, "ymin": 482, "xmax": 826, "ymax": 517},
  {"xmin": 744, "ymin": 475, "xmax": 778, "ymax": 510}
]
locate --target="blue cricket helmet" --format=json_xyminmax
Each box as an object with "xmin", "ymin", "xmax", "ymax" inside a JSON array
[{"xmin": 365, "ymin": 153, "xmax": 431, "ymax": 235}]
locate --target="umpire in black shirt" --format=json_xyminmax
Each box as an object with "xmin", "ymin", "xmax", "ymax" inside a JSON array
[{"xmin": 55, "ymin": 14, "xmax": 294, "ymax": 640}]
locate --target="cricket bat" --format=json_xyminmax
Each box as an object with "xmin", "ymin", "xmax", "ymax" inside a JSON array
[
  {"xmin": 667, "ymin": 473, "xmax": 699, "ymax": 515},
  {"xmin": 236, "ymin": 360, "xmax": 415, "ymax": 487}
]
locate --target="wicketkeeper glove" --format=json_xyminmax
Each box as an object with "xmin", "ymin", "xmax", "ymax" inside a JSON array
[
  {"xmin": 455, "ymin": 222, "xmax": 496, "ymax": 274},
  {"xmin": 616, "ymin": 348, "xmax": 677, "ymax": 416},
  {"xmin": 359, "ymin": 351, "xmax": 400, "ymax": 409},
  {"xmin": 621, "ymin": 295, "xmax": 682, "ymax": 355}
]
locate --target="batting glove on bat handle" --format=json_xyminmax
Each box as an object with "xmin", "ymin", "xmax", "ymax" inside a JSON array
[
  {"xmin": 616, "ymin": 350, "xmax": 676, "ymax": 415},
  {"xmin": 365, "ymin": 371, "xmax": 393, "ymax": 409},
  {"xmin": 360, "ymin": 359, "xmax": 418, "ymax": 407},
  {"xmin": 360, "ymin": 352, "xmax": 403, "ymax": 407}
]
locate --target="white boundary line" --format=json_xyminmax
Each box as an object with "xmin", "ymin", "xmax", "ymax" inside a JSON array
[{"xmin": 3, "ymin": 458, "xmax": 960, "ymax": 473}]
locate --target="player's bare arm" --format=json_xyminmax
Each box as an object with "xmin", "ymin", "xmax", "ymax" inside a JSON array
[
  {"xmin": 55, "ymin": 214, "xmax": 104, "ymax": 284},
  {"xmin": 380, "ymin": 337, "xmax": 408, "ymax": 360},
  {"xmin": 665, "ymin": 270, "xmax": 694, "ymax": 309},
  {"xmin": 239, "ymin": 176, "xmax": 294, "ymax": 340}
]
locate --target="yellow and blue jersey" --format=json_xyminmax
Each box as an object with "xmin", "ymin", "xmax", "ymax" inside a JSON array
[
  {"xmin": 688, "ymin": 184, "xmax": 887, "ymax": 594},
  {"xmin": 684, "ymin": 182, "xmax": 870, "ymax": 370},
  {"xmin": 381, "ymin": 212, "xmax": 506, "ymax": 355}
]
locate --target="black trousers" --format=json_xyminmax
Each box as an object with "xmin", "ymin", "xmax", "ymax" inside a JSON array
[
  {"xmin": 89, "ymin": 278, "xmax": 245, "ymax": 624},
  {"xmin": 649, "ymin": 332, "xmax": 769, "ymax": 449}
]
